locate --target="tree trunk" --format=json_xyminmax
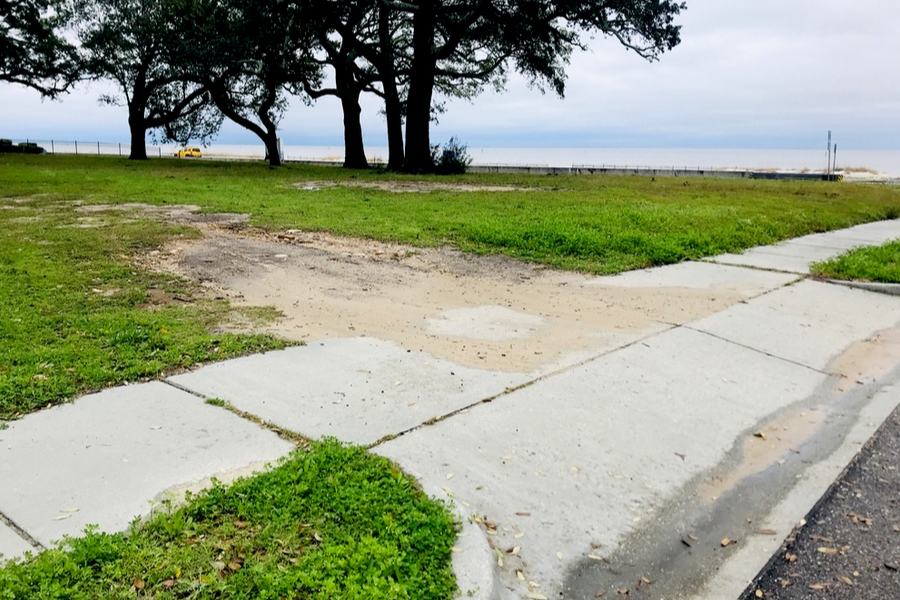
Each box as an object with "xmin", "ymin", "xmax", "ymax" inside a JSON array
[
  {"xmin": 262, "ymin": 128, "xmax": 281, "ymax": 167},
  {"xmin": 336, "ymin": 55, "xmax": 369, "ymax": 169},
  {"xmin": 378, "ymin": 1, "xmax": 404, "ymax": 170},
  {"xmin": 403, "ymin": 0, "xmax": 436, "ymax": 172},
  {"xmin": 127, "ymin": 108, "xmax": 149, "ymax": 160},
  {"xmin": 340, "ymin": 93, "xmax": 368, "ymax": 169}
]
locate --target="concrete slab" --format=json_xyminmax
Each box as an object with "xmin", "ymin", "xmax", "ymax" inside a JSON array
[
  {"xmin": 0, "ymin": 520, "xmax": 35, "ymax": 563},
  {"xmin": 376, "ymin": 326, "xmax": 825, "ymax": 599},
  {"xmin": 168, "ymin": 338, "xmax": 531, "ymax": 446},
  {"xmin": 707, "ymin": 219, "xmax": 900, "ymax": 274},
  {"xmin": 0, "ymin": 382, "xmax": 292, "ymax": 548},
  {"xmin": 688, "ymin": 280, "xmax": 900, "ymax": 371},
  {"xmin": 706, "ymin": 243, "xmax": 840, "ymax": 274},
  {"xmin": 584, "ymin": 260, "xmax": 798, "ymax": 294}
]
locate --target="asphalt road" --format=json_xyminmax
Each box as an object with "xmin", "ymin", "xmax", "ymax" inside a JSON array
[{"xmin": 739, "ymin": 404, "xmax": 900, "ymax": 599}]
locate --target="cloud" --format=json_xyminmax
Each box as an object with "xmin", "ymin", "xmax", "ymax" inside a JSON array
[{"xmin": 2, "ymin": 0, "xmax": 898, "ymax": 149}]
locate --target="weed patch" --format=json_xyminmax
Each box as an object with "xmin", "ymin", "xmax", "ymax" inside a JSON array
[
  {"xmin": 0, "ymin": 439, "xmax": 458, "ymax": 600},
  {"xmin": 811, "ymin": 238, "xmax": 900, "ymax": 283}
]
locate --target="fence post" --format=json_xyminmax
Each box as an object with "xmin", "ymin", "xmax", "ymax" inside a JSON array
[
  {"xmin": 97, "ymin": 141, "xmax": 101, "ymax": 155},
  {"xmin": 119, "ymin": 143, "xmax": 122, "ymax": 156},
  {"xmin": 51, "ymin": 140, "xmax": 54, "ymax": 154},
  {"xmin": 75, "ymin": 141, "xmax": 78, "ymax": 155}
]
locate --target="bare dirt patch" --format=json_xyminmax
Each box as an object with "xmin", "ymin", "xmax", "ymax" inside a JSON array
[
  {"xmin": 121, "ymin": 203, "xmax": 765, "ymax": 373},
  {"xmin": 295, "ymin": 180, "xmax": 534, "ymax": 193}
]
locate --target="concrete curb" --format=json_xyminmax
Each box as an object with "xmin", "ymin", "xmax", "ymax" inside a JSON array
[
  {"xmin": 827, "ymin": 278, "xmax": 900, "ymax": 296},
  {"xmin": 445, "ymin": 496, "xmax": 507, "ymax": 600}
]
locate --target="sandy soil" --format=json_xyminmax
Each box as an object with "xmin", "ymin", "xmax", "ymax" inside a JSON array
[{"xmin": 115, "ymin": 204, "xmax": 753, "ymax": 373}]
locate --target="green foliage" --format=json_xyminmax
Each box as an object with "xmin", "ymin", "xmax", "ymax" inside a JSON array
[
  {"xmin": 811, "ymin": 239, "xmax": 900, "ymax": 283},
  {"xmin": 0, "ymin": 440, "xmax": 458, "ymax": 600},
  {"xmin": 430, "ymin": 137, "xmax": 472, "ymax": 175},
  {"xmin": 0, "ymin": 0, "xmax": 79, "ymax": 96},
  {"xmin": 0, "ymin": 142, "xmax": 46, "ymax": 154}
]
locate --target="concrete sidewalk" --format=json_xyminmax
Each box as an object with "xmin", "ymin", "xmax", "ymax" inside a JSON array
[{"xmin": 2, "ymin": 220, "xmax": 900, "ymax": 600}]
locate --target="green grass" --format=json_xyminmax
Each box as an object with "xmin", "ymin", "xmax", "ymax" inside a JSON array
[
  {"xmin": 811, "ymin": 238, "xmax": 900, "ymax": 283},
  {"xmin": 0, "ymin": 176, "xmax": 289, "ymax": 419},
  {"xmin": 0, "ymin": 439, "xmax": 458, "ymax": 600},
  {"xmin": 3, "ymin": 155, "xmax": 900, "ymax": 274}
]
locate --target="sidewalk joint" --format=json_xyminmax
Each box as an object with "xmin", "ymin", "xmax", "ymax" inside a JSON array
[
  {"xmin": 0, "ymin": 510, "xmax": 44, "ymax": 553},
  {"xmin": 368, "ymin": 323, "xmax": 681, "ymax": 449},
  {"xmin": 681, "ymin": 325, "xmax": 832, "ymax": 376},
  {"xmin": 161, "ymin": 380, "xmax": 312, "ymax": 450}
]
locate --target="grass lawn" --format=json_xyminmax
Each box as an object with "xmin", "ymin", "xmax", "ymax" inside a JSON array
[
  {"xmin": 0, "ymin": 439, "xmax": 458, "ymax": 600},
  {"xmin": 811, "ymin": 239, "xmax": 900, "ymax": 283},
  {"xmin": 4, "ymin": 155, "xmax": 900, "ymax": 275}
]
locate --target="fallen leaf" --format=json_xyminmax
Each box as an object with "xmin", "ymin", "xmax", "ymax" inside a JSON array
[
  {"xmin": 756, "ymin": 529, "xmax": 777, "ymax": 536},
  {"xmin": 516, "ymin": 511, "xmax": 531, "ymax": 516},
  {"xmin": 617, "ymin": 588, "xmax": 629, "ymax": 596},
  {"xmin": 227, "ymin": 558, "xmax": 243, "ymax": 572},
  {"xmin": 675, "ymin": 452, "xmax": 686, "ymax": 461},
  {"xmin": 450, "ymin": 546, "xmax": 462, "ymax": 553},
  {"xmin": 640, "ymin": 576, "xmax": 651, "ymax": 585},
  {"xmin": 556, "ymin": 551, "xmax": 563, "ymax": 560},
  {"xmin": 808, "ymin": 582, "xmax": 831, "ymax": 590},
  {"xmin": 595, "ymin": 590, "xmax": 606, "ymax": 598},
  {"xmin": 588, "ymin": 554, "xmax": 604, "ymax": 560},
  {"xmin": 785, "ymin": 553, "xmax": 798, "ymax": 563},
  {"xmin": 681, "ymin": 534, "xmax": 693, "ymax": 548},
  {"xmin": 515, "ymin": 532, "xmax": 525, "ymax": 539},
  {"xmin": 885, "ymin": 562, "xmax": 899, "ymax": 572},
  {"xmin": 721, "ymin": 537, "xmax": 733, "ymax": 547},
  {"xmin": 526, "ymin": 594, "xmax": 547, "ymax": 600},
  {"xmin": 516, "ymin": 570, "xmax": 525, "ymax": 581},
  {"xmin": 446, "ymin": 473, "xmax": 454, "ymax": 480},
  {"xmin": 511, "ymin": 546, "xmax": 521, "ymax": 555},
  {"xmin": 755, "ymin": 590, "xmax": 763, "ymax": 598},
  {"xmin": 817, "ymin": 547, "xmax": 839, "ymax": 555},
  {"xmin": 233, "ymin": 520, "xmax": 249, "ymax": 528},
  {"xmin": 162, "ymin": 579, "xmax": 177, "ymax": 589},
  {"xmin": 753, "ymin": 431, "xmax": 767, "ymax": 440},
  {"xmin": 839, "ymin": 576, "xmax": 853, "ymax": 585},
  {"xmin": 60, "ymin": 508, "xmax": 79, "ymax": 513},
  {"xmin": 52, "ymin": 514, "xmax": 71, "ymax": 521},
  {"xmin": 133, "ymin": 579, "xmax": 146, "ymax": 590}
]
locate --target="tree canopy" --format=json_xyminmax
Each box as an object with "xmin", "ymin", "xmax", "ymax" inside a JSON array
[
  {"xmin": 75, "ymin": 0, "xmax": 220, "ymax": 159},
  {"xmin": 0, "ymin": 0, "xmax": 78, "ymax": 96},
  {"xmin": 9, "ymin": 0, "xmax": 686, "ymax": 169}
]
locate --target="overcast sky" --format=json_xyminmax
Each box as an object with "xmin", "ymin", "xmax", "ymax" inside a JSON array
[{"xmin": 2, "ymin": 0, "xmax": 898, "ymax": 149}]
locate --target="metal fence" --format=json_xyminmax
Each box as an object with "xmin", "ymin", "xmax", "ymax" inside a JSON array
[{"xmin": 6, "ymin": 139, "xmax": 168, "ymax": 158}]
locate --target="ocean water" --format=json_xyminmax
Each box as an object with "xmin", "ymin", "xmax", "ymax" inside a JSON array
[
  {"xmin": 23, "ymin": 138, "xmax": 900, "ymax": 176},
  {"xmin": 197, "ymin": 145, "xmax": 900, "ymax": 176}
]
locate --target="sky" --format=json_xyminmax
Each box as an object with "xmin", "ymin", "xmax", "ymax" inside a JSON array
[{"xmin": 2, "ymin": 0, "xmax": 899, "ymax": 150}]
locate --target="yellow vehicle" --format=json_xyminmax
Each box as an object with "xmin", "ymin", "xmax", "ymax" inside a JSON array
[{"xmin": 173, "ymin": 146, "xmax": 202, "ymax": 158}]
